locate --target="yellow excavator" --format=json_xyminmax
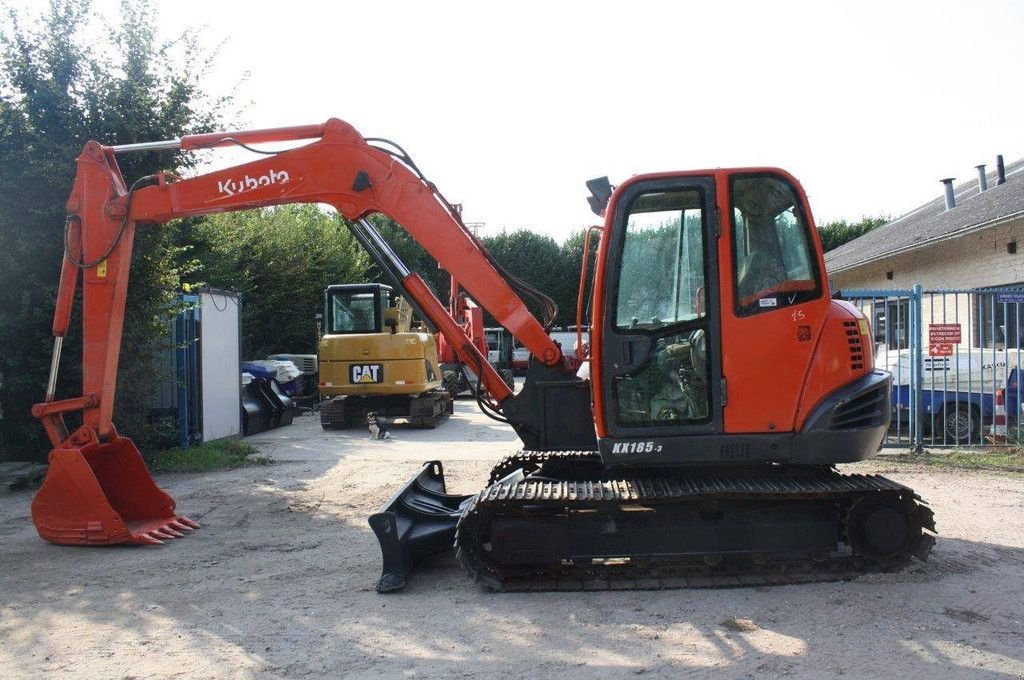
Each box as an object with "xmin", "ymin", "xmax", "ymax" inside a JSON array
[{"xmin": 318, "ymin": 283, "xmax": 451, "ymax": 429}]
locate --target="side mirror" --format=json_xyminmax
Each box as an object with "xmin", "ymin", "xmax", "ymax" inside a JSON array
[{"xmin": 586, "ymin": 176, "xmax": 613, "ymax": 216}]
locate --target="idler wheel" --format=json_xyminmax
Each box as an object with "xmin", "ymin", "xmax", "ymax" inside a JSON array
[{"xmin": 846, "ymin": 496, "xmax": 918, "ymax": 558}]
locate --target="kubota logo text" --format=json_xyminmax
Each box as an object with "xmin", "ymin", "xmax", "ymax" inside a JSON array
[{"xmin": 217, "ymin": 169, "xmax": 290, "ymax": 197}]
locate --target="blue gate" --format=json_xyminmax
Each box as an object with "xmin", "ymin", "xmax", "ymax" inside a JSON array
[
  {"xmin": 151, "ymin": 294, "xmax": 202, "ymax": 447},
  {"xmin": 840, "ymin": 287, "xmax": 1024, "ymax": 450}
]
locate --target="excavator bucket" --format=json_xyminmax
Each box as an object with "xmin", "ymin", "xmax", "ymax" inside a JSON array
[
  {"xmin": 31, "ymin": 435, "xmax": 198, "ymax": 546},
  {"xmin": 369, "ymin": 460, "xmax": 472, "ymax": 593}
]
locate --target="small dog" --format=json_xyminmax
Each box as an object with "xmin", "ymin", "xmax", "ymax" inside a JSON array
[{"xmin": 367, "ymin": 412, "xmax": 391, "ymax": 440}]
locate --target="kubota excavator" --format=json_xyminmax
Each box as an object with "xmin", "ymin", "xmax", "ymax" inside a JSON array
[{"xmin": 32, "ymin": 118, "xmax": 933, "ymax": 593}]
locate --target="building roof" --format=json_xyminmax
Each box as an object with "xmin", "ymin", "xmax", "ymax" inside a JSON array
[{"xmin": 824, "ymin": 158, "xmax": 1024, "ymax": 273}]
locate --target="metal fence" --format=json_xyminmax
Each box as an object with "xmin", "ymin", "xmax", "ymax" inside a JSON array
[{"xmin": 840, "ymin": 286, "xmax": 1024, "ymax": 450}]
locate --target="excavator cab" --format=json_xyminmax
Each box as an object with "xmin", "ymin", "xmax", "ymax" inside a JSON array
[
  {"xmin": 590, "ymin": 170, "xmax": 890, "ymax": 468},
  {"xmin": 324, "ymin": 284, "xmax": 396, "ymax": 335}
]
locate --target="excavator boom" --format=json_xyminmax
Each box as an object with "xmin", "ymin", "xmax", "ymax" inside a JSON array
[{"xmin": 32, "ymin": 118, "xmax": 573, "ymax": 546}]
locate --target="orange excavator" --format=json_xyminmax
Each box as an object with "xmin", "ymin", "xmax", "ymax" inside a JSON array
[{"xmin": 32, "ymin": 118, "xmax": 934, "ymax": 592}]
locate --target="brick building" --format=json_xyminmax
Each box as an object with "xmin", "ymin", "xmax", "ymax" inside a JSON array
[{"xmin": 825, "ymin": 156, "xmax": 1024, "ymax": 350}]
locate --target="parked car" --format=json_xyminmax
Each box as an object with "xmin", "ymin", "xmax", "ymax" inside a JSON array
[{"xmin": 485, "ymin": 327, "xmax": 514, "ymax": 368}]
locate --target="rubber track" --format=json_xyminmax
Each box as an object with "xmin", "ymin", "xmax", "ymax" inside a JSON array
[
  {"xmin": 460, "ymin": 451, "xmax": 936, "ymax": 592},
  {"xmin": 487, "ymin": 450, "xmax": 601, "ymax": 485}
]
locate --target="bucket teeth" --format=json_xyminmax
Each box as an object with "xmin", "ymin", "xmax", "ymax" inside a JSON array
[
  {"xmin": 127, "ymin": 515, "xmax": 201, "ymax": 545},
  {"xmin": 130, "ymin": 517, "xmax": 200, "ymax": 545},
  {"xmin": 179, "ymin": 516, "xmax": 201, "ymax": 529}
]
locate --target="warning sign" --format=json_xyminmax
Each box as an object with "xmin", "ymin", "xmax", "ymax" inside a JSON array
[
  {"xmin": 927, "ymin": 323, "xmax": 960, "ymax": 356},
  {"xmin": 928, "ymin": 323, "xmax": 961, "ymax": 344}
]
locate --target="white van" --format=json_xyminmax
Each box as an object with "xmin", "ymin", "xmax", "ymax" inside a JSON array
[{"xmin": 877, "ymin": 346, "xmax": 1022, "ymax": 392}]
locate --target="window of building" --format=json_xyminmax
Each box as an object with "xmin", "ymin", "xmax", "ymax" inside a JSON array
[
  {"xmin": 873, "ymin": 298, "xmax": 910, "ymax": 350},
  {"xmin": 974, "ymin": 285, "xmax": 1024, "ymax": 348}
]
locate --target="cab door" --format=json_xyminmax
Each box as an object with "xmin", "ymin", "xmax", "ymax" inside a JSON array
[
  {"xmin": 721, "ymin": 172, "xmax": 829, "ymax": 434},
  {"xmin": 595, "ymin": 176, "xmax": 724, "ymax": 458}
]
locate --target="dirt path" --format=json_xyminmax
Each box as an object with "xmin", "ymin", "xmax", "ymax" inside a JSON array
[{"xmin": 2, "ymin": 400, "xmax": 1024, "ymax": 679}]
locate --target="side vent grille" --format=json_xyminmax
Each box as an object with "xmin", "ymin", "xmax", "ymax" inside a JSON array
[
  {"xmin": 832, "ymin": 384, "xmax": 887, "ymax": 430},
  {"xmin": 842, "ymin": 320, "xmax": 865, "ymax": 370}
]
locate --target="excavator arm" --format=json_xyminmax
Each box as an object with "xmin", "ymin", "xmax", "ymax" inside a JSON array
[
  {"xmin": 31, "ymin": 118, "xmax": 578, "ymax": 547},
  {"xmin": 36, "ymin": 118, "xmax": 568, "ymax": 448}
]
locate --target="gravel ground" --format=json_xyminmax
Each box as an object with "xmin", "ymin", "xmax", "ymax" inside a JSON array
[{"xmin": 2, "ymin": 396, "xmax": 1024, "ymax": 679}]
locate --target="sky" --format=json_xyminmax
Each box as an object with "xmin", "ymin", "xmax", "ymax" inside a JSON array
[{"xmin": 19, "ymin": 0, "xmax": 1024, "ymax": 241}]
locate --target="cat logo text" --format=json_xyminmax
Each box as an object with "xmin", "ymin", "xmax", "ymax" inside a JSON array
[{"xmin": 350, "ymin": 364, "xmax": 383, "ymax": 384}]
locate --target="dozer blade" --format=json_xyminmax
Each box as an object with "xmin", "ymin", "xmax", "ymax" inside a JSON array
[
  {"xmin": 369, "ymin": 460, "xmax": 472, "ymax": 593},
  {"xmin": 31, "ymin": 435, "xmax": 199, "ymax": 546}
]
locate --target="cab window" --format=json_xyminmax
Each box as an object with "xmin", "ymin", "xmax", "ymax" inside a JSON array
[
  {"xmin": 615, "ymin": 188, "xmax": 707, "ymax": 330},
  {"xmin": 329, "ymin": 291, "xmax": 377, "ymax": 333},
  {"xmin": 731, "ymin": 175, "xmax": 820, "ymax": 316}
]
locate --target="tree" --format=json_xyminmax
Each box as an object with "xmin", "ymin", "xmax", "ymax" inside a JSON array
[
  {"xmin": 818, "ymin": 216, "xmax": 889, "ymax": 253},
  {"xmin": 479, "ymin": 230, "xmax": 575, "ymax": 328},
  {"xmin": 0, "ymin": 0, "xmax": 233, "ymax": 458},
  {"xmin": 366, "ymin": 214, "xmax": 449, "ymax": 297},
  {"xmin": 192, "ymin": 206, "xmax": 371, "ymax": 358}
]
